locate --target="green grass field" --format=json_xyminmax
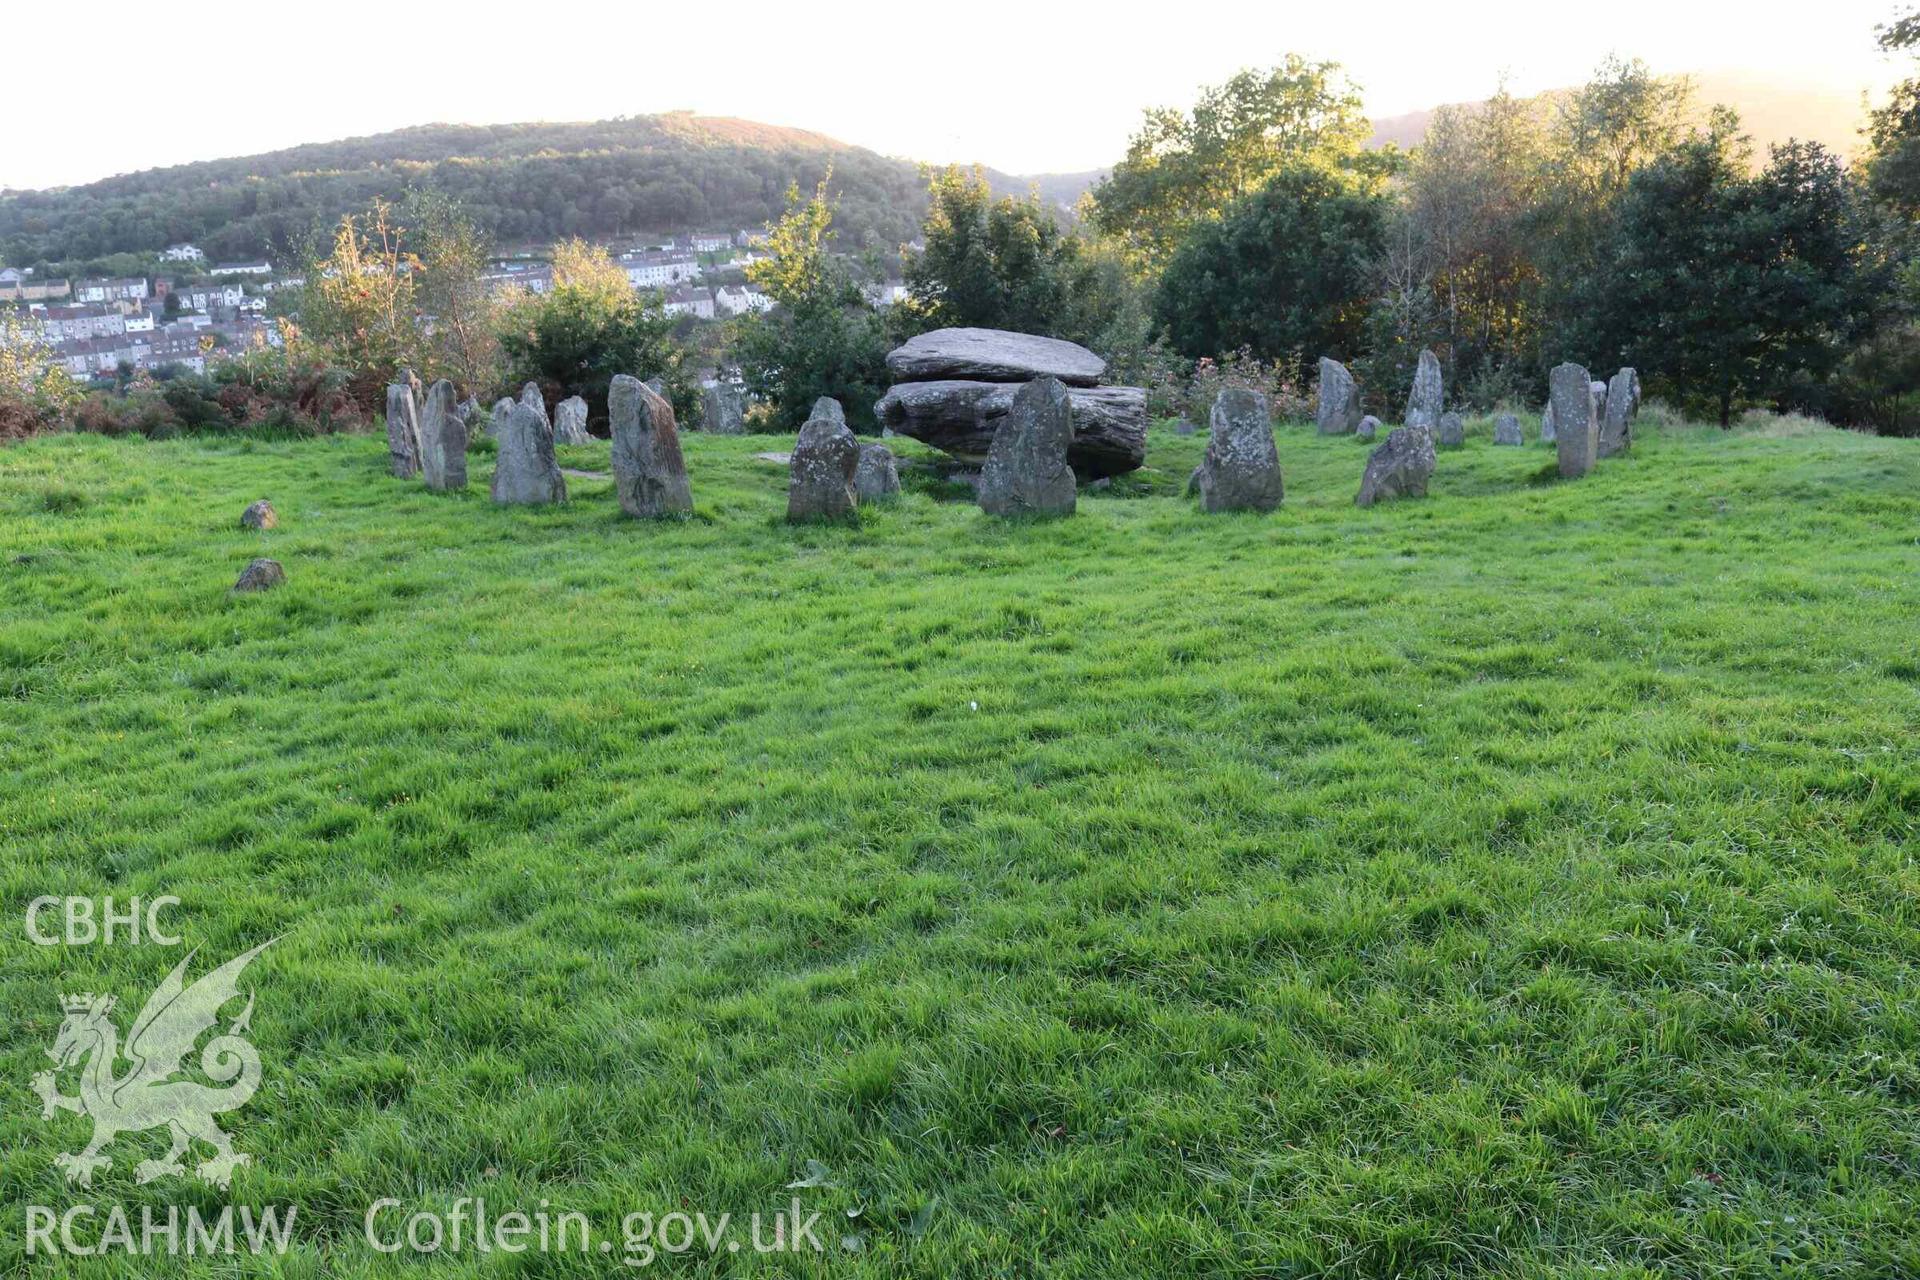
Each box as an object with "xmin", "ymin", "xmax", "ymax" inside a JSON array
[{"xmin": 2, "ymin": 413, "xmax": 1918, "ymax": 1277}]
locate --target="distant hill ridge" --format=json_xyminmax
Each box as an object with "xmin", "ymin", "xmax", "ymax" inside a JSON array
[{"xmin": 0, "ymin": 112, "xmax": 1069, "ymax": 268}]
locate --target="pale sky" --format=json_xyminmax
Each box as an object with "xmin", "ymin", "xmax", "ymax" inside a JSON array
[{"xmin": 4, "ymin": 0, "xmax": 1906, "ymax": 190}]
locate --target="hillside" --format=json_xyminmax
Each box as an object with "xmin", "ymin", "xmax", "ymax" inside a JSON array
[
  {"xmin": 3, "ymin": 413, "xmax": 1917, "ymax": 1273},
  {"xmin": 1369, "ymin": 70, "xmax": 1873, "ymax": 158},
  {"xmin": 0, "ymin": 113, "xmax": 1051, "ymax": 268}
]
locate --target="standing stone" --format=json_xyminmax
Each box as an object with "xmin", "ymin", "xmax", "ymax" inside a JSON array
[
  {"xmin": 231, "ymin": 558, "xmax": 285, "ymax": 593},
  {"xmin": 1599, "ymin": 367, "xmax": 1638, "ymax": 458},
  {"xmin": 1590, "ymin": 380, "xmax": 1609, "ymax": 439},
  {"xmin": 455, "ymin": 396, "xmax": 479, "ymax": 426},
  {"xmin": 787, "ymin": 399, "xmax": 861, "ymax": 521},
  {"xmin": 1493, "ymin": 413, "xmax": 1524, "ymax": 446},
  {"xmin": 553, "ymin": 395, "xmax": 592, "ymax": 446},
  {"xmin": 418, "ymin": 380, "xmax": 468, "ymax": 492},
  {"xmin": 385, "ymin": 381, "xmax": 421, "ymax": 478},
  {"xmin": 239, "ymin": 499, "xmax": 277, "ymax": 530},
  {"xmin": 1356, "ymin": 415, "xmax": 1381, "ymax": 441},
  {"xmin": 978, "ymin": 376, "xmax": 1077, "ymax": 518},
  {"xmin": 1316, "ymin": 357, "xmax": 1363, "ymax": 435},
  {"xmin": 610, "ymin": 375, "xmax": 693, "ymax": 518},
  {"xmin": 491, "ymin": 398, "xmax": 568, "ymax": 506},
  {"xmin": 485, "ymin": 397, "xmax": 514, "ymax": 437},
  {"xmin": 1552, "ymin": 363, "xmax": 1600, "ymax": 479},
  {"xmin": 854, "ymin": 443, "xmax": 900, "ymax": 501},
  {"xmin": 1405, "ymin": 348, "xmax": 1444, "ymax": 432},
  {"xmin": 1437, "ymin": 411, "xmax": 1466, "ymax": 448},
  {"xmin": 1192, "ymin": 387, "xmax": 1282, "ymax": 513},
  {"xmin": 702, "ymin": 383, "xmax": 747, "ymax": 435},
  {"xmin": 1540, "ymin": 399, "xmax": 1558, "ymax": 444},
  {"xmin": 1355, "ymin": 426, "xmax": 1437, "ymax": 507}
]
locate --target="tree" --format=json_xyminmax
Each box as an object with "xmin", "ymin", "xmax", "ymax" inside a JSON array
[
  {"xmin": 1090, "ymin": 58, "xmax": 1371, "ymax": 270},
  {"xmin": 903, "ymin": 166, "xmax": 1088, "ymax": 338},
  {"xmin": 1398, "ymin": 87, "xmax": 1551, "ymax": 397},
  {"xmin": 1152, "ymin": 164, "xmax": 1386, "ymax": 373},
  {"xmin": 498, "ymin": 238, "xmax": 689, "ymax": 427},
  {"xmin": 732, "ymin": 176, "xmax": 891, "ymax": 431},
  {"xmin": 1869, "ymin": 7, "xmax": 1920, "ymax": 213},
  {"xmin": 406, "ymin": 190, "xmax": 501, "ymax": 399},
  {"xmin": 0, "ymin": 310, "xmax": 80, "ymax": 426},
  {"xmin": 295, "ymin": 198, "xmax": 423, "ymax": 407},
  {"xmin": 1577, "ymin": 122, "xmax": 1894, "ymax": 425}
]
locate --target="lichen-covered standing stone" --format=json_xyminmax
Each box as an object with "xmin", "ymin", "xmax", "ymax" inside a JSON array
[
  {"xmin": 610, "ymin": 375, "xmax": 693, "ymax": 518},
  {"xmin": 239, "ymin": 500, "xmax": 277, "ymax": 530},
  {"xmin": 1193, "ymin": 387, "xmax": 1282, "ymax": 513},
  {"xmin": 1599, "ymin": 367, "xmax": 1638, "ymax": 458},
  {"xmin": 418, "ymin": 380, "xmax": 469, "ymax": 492},
  {"xmin": 703, "ymin": 383, "xmax": 747, "ymax": 435},
  {"xmin": 1356, "ymin": 415, "xmax": 1380, "ymax": 441},
  {"xmin": 854, "ymin": 443, "xmax": 900, "ymax": 501},
  {"xmin": 1355, "ymin": 426, "xmax": 1436, "ymax": 508},
  {"xmin": 978, "ymin": 376, "xmax": 1077, "ymax": 518},
  {"xmin": 1316, "ymin": 357, "xmax": 1363, "ymax": 435},
  {"xmin": 553, "ymin": 394, "xmax": 592, "ymax": 445},
  {"xmin": 1553, "ymin": 363, "xmax": 1600, "ymax": 479},
  {"xmin": 1493, "ymin": 413, "xmax": 1524, "ymax": 446},
  {"xmin": 491, "ymin": 399, "xmax": 568, "ymax": 505},
  {"xmin": 1405, "ymin": 349, "xmax": 1444, "ymax": 433},
  {"xmin": 385, "ymin": 381, "xmax": 421, "ymax": 478},
  {"xmin": 787, "ymin": 399, "xmax": 861, "ymax": 521},
  {"xmin": 1437, "ymin": 411, "xmax": 1465, "ymax": 448}
]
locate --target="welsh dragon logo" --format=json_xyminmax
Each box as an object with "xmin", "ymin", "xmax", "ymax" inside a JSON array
[{"xmin": 32, "ymin": 941, "xmax": 274, "ymax": 1189}]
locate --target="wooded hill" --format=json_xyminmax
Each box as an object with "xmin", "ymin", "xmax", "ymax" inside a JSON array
[{"xmin": 0, "ymin": 113, "xmax": 1048, "ymax": 267}]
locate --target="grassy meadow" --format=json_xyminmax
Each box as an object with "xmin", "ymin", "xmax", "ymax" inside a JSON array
[{"xmin": 2, "ymin": 412, "xmax": 1918, "ymax": 1277}]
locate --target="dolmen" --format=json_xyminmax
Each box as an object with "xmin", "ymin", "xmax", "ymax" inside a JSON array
[
  {"xmin": 1315, "ymin": 358, "xmax": 1363, "ymax": 435},
  {"xmin": 874, "ymin": 328, "xmax": 1146, "ymax": 478},
  {"xmin": 610, "ymin": 374, "xmax": 693, "ymax": 518},
  {"xmin": 788, "ymin": 397, "xmax": 861, "ymax": 521},
  {"xmin": 979, "ymin": 377, "xmax": 1078, "ymax": 517},
  {"xmin": 1192, "ymin": 387, "xmax": 1282, "ymax": 513}
]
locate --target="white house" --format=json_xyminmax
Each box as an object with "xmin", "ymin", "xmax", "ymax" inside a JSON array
[
  {"xmin": 663, "ymin": 286, "xmax": 716, "ymax": 320},
  {"xmin": 619, "ymin": 251, "xmax": 699, "ymax": 289},
  {"xmin": 173, "ymin": 281, "xmax": 245, "ymax": 312},
  {"xmin": 123, "ymin": 308, "xmax": 156, "ymax": 333},
  {"xmin": 713, "ymin": 285, "xmax": 773, "ymax": 317},
  {"xmin": 210, "ymin": 260, "xmax": 272, "ymax": 277},
  {"xmin": 690, "ymin": 231, "xmax": 732, "ymax": 253},
  {"xmin": 73, "ymin": 277, "xmax": 150, "ymax": 305},
  {"xmin": 162, "ymin": 244, "xmax": 205, "ymax": 262}
]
